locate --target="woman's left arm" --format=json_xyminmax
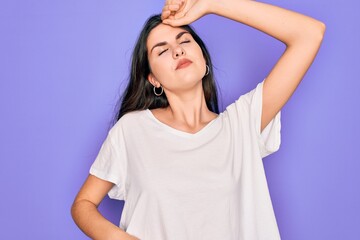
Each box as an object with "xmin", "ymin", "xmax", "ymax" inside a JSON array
[{"xmin": 162, "ymin": 0, "xmax": 326, "ymax": 132}]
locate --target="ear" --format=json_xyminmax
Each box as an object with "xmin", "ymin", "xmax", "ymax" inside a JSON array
[{"xmin": 147, "ymin": 73, "xmax": 160, "ymax": 87}]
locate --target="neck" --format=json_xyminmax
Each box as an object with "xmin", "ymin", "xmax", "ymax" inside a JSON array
[{"xmin": 164, "ymin": 83, "xmax": 216, "ymax": 129}]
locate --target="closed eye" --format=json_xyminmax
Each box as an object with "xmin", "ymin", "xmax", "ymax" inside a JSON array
[
  {"xmin": 158, "ymin": 41, "xmax": 190, "ymax": 56},
  {"xmin": 159, "ymin": 49, "xmax": 168, "ymax": 56}
]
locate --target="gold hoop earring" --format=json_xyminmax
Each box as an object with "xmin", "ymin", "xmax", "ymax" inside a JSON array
[{"xmin": 153, "ymin": 85, "xmax": 163, "ymax": 96}]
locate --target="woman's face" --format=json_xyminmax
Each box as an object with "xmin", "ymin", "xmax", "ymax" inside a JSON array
[{"xmin": 146, "ymin": 23, "xmax": 207, "ymax": 94}]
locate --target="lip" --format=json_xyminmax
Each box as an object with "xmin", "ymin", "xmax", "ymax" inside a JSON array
[{"xmin": 176, "ymin": 58, "xmax": 193, "ymax": 70}]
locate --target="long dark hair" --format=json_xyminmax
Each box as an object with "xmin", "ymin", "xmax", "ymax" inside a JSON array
[{"xmin": 115, "ymin": 14, "xmax": 219, "ymax": 122}]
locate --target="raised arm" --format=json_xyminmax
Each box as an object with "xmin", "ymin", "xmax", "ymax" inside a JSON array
[
  {"xmin": 162, "ymin": 0, "xmax": 326, "ymax": 132},
  {"xmin": 71, "ymin": 175, "xmax": 139, "ymax": 240}
]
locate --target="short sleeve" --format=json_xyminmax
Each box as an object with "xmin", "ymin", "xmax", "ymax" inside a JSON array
[
  {"xmin": 89, "ymin": 125, "xmax": 128, "ymax": 200},
  {"xmin": 232, "ymin": 79, "xmax": 282, "ymax": 158}
]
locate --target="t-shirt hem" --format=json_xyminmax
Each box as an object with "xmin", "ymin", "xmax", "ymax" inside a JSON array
[
  {"xmin": 89, "ymin": 166, "xmax": 125, "ymax": 200},
  {"xmin": 253, "ymin": 79, "xmax": 282, "ymax": 158}
]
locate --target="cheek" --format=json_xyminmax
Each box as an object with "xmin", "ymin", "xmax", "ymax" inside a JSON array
[
  {"xmin": 192, "ymin": 45, "xmax": 206, "ymax": 64},
  {"xmin": 148, "ymin": 58, "xmax": 172, "ymax": 82},
  {"xmin": 192, "ymin": 49, "xmax": 207, "ymax": 73}
]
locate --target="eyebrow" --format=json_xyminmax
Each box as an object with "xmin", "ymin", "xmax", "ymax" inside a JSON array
[{"xmin": 150, "ymin": 31, "xmax": 190, "ymax": 53}]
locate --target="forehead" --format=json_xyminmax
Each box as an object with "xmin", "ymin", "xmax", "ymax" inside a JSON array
[{"xmin": 147, "ymin": 23, "xmax": 190, "ymax": 46}]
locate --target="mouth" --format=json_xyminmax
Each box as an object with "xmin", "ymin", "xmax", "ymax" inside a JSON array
[{"xmin": 176, "ymin": 58, "xmax": 193, "ymax": 70}]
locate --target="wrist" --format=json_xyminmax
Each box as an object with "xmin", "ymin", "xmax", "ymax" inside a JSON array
[
  {"xmin": 106, "ymin": 228, "xmax": 135, "ymax": 240},
  {"xmin": 208, "ymin": 0, "xmax": 224, "ymax": 15}
]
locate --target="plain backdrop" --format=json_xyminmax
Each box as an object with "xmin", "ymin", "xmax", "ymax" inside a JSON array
[{"xmin": 0, "ymin": 0, "xmax": 359, "ymax": 239}]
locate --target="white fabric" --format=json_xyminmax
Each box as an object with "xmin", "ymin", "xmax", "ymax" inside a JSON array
[{"xmin": 90, "ymin": 80, "xmax": 282, "ymax": 240}]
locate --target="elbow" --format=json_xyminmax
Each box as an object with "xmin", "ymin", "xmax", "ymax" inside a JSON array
[
  {"xmin": 317, "ymin": 20, "xmax": 326, "ymax": 39},
  {"xmin": 70, "ymin": 199, "xmax": 85, "ymax": 223},
  {"xmin": 71, "ymin": 198, "xmax": 97, "ymax": 222},
  {"xmin": 312, "ymin": 20, "xmax": 326, "ymax": 42},
  {"xmin": 300, "ymin": 20, "xmax": 326, "ymax": 45},
  {"xmin": 288, "ymin": 20, "xmax": 326, "ymax": 47},
  {"xmin": 70, "ymin": 201, "xmax": 79, "ymax": 222},
  {"xmin": 319, "ymin": 21, "xmax": 326, "ymax": 33},
  {"xmin": 302, "ymin": 21, "xmax": 326, "ymax": 49}
]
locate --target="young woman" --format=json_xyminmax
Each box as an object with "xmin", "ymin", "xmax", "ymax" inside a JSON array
[{"xmin": 71, "ymin": 0, "xmax": 325, "ymax": 239}]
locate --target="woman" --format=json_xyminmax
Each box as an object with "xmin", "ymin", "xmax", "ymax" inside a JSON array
[{"xmin": 71, "ymin": 0, "xmax": 325, "ymax": 239}]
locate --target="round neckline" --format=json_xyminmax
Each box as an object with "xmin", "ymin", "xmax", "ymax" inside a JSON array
[{"xmin": 145, "ymin": 109, "xmax": 222, "ymax": 138}]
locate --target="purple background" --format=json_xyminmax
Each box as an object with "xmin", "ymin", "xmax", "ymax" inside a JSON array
[{"xmin": 0, "ymin": 0, "xmax": 359, "ymax": 239}]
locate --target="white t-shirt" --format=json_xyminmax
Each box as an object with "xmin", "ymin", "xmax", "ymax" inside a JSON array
[{"xmin": 90, "ymin": 80, "xmax": 282, "ymax": 240}]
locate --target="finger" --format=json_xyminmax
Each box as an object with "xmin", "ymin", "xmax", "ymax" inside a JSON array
[
  {"xmin": 163, "ymin": 9, "xmax": 201, "ymax": 27},
  {"xmin": 161, "ymin": 10, "xmax": 171, "ymax": 20},
  {"xmin": 173, "ymin": 1, "xmax": 190, "ymax": 19},
  {"xmin": 162, "ymin": 0, "xmax": 185, "ymax": 21},
  {"xmin": 163, "ymin": 15, "xmax": 195, "ymax": 27},
  {"xmin": 161, "ymin": 4, "xmax": 181, "ymax": 21},
  {"xmin": 162, "ymin": 4, "xmax": 181, "ymax": 12},
  {"xmin": 174, "ymin": 11, "xmax": 186, "ymax": 20},
  {"xmin": 162, "ymin": 0, "xmax": 185, "ymax": 14},
  {"xmin": 163, "ymin": 0, "xmax": 184, "ymax": 9},
  {"xmin": 167, "ymin": 0, "xmax": 184, "ymax": 5}
]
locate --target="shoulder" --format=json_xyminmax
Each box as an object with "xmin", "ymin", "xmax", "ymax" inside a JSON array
[
  {"xmin": 224, "ymin": 80, "xmax": 264, "ymax": 112},
  {"xmin": 109, "ymin": 110, "xmax": 148, "ymax": 135},
  {"xmin": 120, "ymin": 109, "xmax": 147, "ymax": 121},
  {"xmin": 220, "ymin": 81, "xmax": 265, "ymax": 123}
]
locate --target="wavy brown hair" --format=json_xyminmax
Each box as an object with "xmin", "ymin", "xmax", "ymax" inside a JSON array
[{"xmin": 115, "ymin": 14, "xmax": 219, "ymax": 122}]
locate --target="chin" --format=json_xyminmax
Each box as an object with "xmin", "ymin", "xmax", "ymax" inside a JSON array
[{"xmin": 177, "ymin": 74, "xmax": 204, "ymax": 91}]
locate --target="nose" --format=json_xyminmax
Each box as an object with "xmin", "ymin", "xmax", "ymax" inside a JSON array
[{"xmin": 173, "ymin": 45, "xmax": 185, "ymax": 58}]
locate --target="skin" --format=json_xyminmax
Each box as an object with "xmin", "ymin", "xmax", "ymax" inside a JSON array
[
  {"xmin": 161, "ymin": 0, "xmax": 326, "ymax": 133},
  {"xmin": 71, "ymin": 0, "xmax": 325, "ymax": 239},
  {"xmin": 147, "ymin": 24, "xmax": 218, "ymax": 134}
]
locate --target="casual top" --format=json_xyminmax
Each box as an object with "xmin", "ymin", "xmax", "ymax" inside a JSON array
[{"xmin": 90, "ymin": 79, "xmax": 282, "ymax": 240}]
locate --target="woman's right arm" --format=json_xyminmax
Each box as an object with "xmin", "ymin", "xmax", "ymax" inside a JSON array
[{"xmin": 71, "ymin": 175, "xmax": 139, "ymax": 240}]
